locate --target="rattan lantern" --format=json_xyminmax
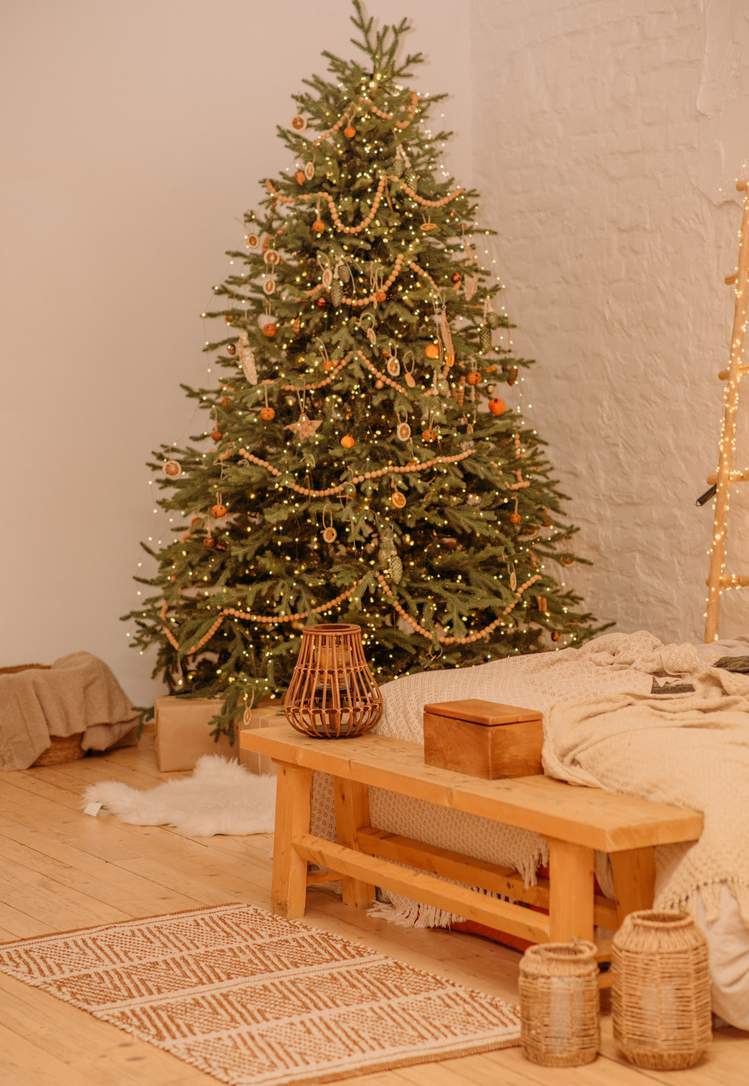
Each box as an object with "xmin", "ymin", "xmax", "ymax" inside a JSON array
[
  {"xmin": 519, "ymin": 941, "xmax": 600, "ymax": 1067},
  {"xmin": 612, "ymin": 910, "xmax": 711, "ymax": 1070},
  {"xmin": 284, "ymin": 623, "xmax": 383, "ymax": 739}
]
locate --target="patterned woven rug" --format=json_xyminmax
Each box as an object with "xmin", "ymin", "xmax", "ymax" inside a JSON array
[{"xmin": 0, "ymin": 903, "xmax": 519, "ymax": 1085}]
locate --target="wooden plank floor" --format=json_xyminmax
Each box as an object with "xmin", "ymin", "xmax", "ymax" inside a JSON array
[{"xmin": 0, "ymin": 731, "xmax": 745, "ymax": 1085}]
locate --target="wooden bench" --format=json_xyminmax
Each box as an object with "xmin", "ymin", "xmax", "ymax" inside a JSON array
[{"xmin": 240, "ymin": 725, "xmax": 702, "ymax": 968}]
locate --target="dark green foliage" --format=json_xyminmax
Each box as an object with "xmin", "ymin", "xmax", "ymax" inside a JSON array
[{"xmin": 124, "ymin": 2, "xmax": 601, "ymax": 737}]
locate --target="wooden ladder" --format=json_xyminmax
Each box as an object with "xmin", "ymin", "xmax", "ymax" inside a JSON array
[{"xmin": 704, "ymin": 180, "xmax": 749, "ymax": 642}]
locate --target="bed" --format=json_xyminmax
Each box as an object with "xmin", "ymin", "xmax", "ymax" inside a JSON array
[{"xmin": 311, "ymin": 634, "xmax": 749, "ymax": 1029}]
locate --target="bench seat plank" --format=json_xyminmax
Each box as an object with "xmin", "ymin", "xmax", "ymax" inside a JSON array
[{"xmin": 241, "ymin": 725, "xmax": 703, "ymax": 852}]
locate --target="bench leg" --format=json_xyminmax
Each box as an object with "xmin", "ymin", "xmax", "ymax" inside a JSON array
[
  {"xmin": 548, "ymin": 838, "xmax": 595, "ymax": 942},
  {"xmin": 333, "ymin": 779, "xmax": 374, "ymax": 909},
  {"xmin": 611, "ymin": 846, "xmax": 656, "ymax": 926},
  {"xmin": 271, "ymin": 761, "xmax": 312, "ymax": 918}
]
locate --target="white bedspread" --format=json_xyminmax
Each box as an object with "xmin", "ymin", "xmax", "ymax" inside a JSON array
[{"xmin": 310, "ymin": 633, "xmax": 749, "ymax": 1027}]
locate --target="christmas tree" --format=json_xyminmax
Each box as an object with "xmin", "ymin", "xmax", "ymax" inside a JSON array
[{"xmin": 125, "ymin": 2, "xmax": 600, "ymax": 736}]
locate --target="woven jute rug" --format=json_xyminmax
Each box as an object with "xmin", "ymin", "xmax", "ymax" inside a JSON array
[{"xmin": 0, "ymin": 903, "xmax": 519, "ymax": 1085}]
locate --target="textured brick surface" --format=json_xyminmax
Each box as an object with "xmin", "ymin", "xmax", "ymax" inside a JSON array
[{"xmin": 472, "ymin": 0, "xmax": 749, "ymax": 640}]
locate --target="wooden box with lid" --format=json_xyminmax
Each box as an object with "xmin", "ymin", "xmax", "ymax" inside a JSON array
[{"xmin": 423, "ymin": 698, "xmax": 543, "ymax": 779}]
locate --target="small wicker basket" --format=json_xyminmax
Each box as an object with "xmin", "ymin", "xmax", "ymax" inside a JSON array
[
  {"xmin": 284, "ymin": 624, "xmax": 382, "ymax": 739},
  {"xmin": 612, "ymin": 910, "xmax": 712, "ymax": 1070},
  {"xmin": 519, "ymin": 940, "xmax": 600, "ymax": 1067},
  {"xmin": 0, "ymin": 664, "xmax": 85, "ymax": 767}
]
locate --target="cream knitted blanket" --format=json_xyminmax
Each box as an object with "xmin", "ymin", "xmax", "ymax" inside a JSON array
[
  {"xmin": 543, "ymin": 651, "xmax": 749, "ymax": 923},
  {"xmin": 312, "ymin": 631, "xmax": 747, "ymax": 926}
]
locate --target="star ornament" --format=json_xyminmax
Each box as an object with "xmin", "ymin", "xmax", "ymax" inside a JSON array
[{"xmin": 285, "ymin": 413, "xmax": 322, "ymax": 441}]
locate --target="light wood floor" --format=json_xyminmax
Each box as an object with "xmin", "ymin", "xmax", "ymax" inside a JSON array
[{"xmin": 0, "ymin": 732, "xmax": 745, "ymax": 1085}]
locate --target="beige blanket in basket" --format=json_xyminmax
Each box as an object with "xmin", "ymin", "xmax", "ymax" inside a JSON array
[
  {"xmin": 0, "ymin": 653, "xmax": 138, "ymax": 770},
  {"xmin": 543, "ymin": 663, "xmax": 749, "ymax": 922}
]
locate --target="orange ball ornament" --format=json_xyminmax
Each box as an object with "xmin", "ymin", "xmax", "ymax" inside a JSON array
[
  {"xmin": 315, "ymin": 296, "xmax": 327, "ymax": 308},
  {"xmin": 312, "ymin": 218, "xmax": 326, "ymax": 234},
  {"xmin": 210, "ymin": 429, "xmax": 222, "ymax": 442},
  {"xmin": 259, "ymin": 406, "xmax": 276, "ymax": 421},
  {"xmin": 466, "ymin": 371, "xmax": 481, "ymax": 386},
  {"xmin": 343, "ymin": 125, "xmax": 356, "ymax": 138},
  {"xmin": 510, "ymin": 511, "xmax": 522, "ymax": 525},
  {"xmin": 295, "ymin": 170, "xmax": 306, "ymax": 185},
  {"xmin": 424, "ymin": 343, "xmax": 440, "ymax": 360},
  {"xmin": 211, "ymin": 503, "xmax": 228, "ymax": 519},
  {"xmin": 488, "ymin": 397, "xmax": 507, "ymax": 416},
  {"xmin": 220, "ymin": 395, "xmax": 231, "ymax": 408},
  {"xmin": 451, "ymin": 271, "xmax": 462, "ymax": 284},
  {"xmin": 340, "ymin": 434, "xmax": 356, "ymax": 449},
  {"xmin": 421, "ymin": 428, "xmax": 437, "ymax": 443},
  {"xmin": 374, "ymin": 290, "xmax": 387, "ymax": 303},
  {"xmin": 262, "ymin": 323, "xmax": 277, "ymax": 338}
]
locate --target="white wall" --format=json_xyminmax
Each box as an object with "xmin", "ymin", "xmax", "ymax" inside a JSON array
[
  {"xmin": 472, "ymin": 0, "xmax": 749, "ymax": 642},
  {"xmin": 4, "ymin": 1, "xmax": 747, "ymax": 711},
  {"xmin": 0, "ymin": 0, "xmax": 473, "ymax": 704}
]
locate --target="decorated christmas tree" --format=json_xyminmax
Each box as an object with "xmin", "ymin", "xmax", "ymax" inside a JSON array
[{"xmin": 125, "ymin": 2, "xmax": 600, "ymax": 735}]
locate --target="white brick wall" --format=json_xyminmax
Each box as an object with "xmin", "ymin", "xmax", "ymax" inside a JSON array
[{"xmin": 472, "ymin": 0, "xmax": 749, "ymax": 640}]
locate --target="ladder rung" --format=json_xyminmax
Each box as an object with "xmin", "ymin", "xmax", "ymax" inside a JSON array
[
  {"xmin": 718, "ymin": 365, "xmax": 749, "ymax": 380},
  {"xmin": 706, "ymin": 468, "xmax": 749, "ymax": 485},
  {"xmin": 719, "ymin": 575, "xmax": 749, "ymax": 588}
]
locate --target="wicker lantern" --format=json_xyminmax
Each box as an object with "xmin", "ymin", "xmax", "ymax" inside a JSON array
[
  {"xmin": 612, "ymin": 910, "xmax": 711, "ymax": 1070},
  {"xmin": 284, "ymin": 624, "xmax": 383, "ymax": 739},
  {"xmin": 519, "ymin": 941, "xmax": 600, "ymax": 1067}
]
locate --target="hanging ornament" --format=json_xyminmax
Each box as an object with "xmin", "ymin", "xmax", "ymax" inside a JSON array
[
  {"xmin": 374, "ymin": 378, "xmax": 384, "ymax": 390},
  {"xmin": 463, "ymin": 274, "xmax": 479, "ymax": 302},
  {"xmin": 226, "ymin": 342, "xmax": 237, "ymax": 357},
  {"xmin": 420, "ymin": 213, "xmax": 436, "ymax": 233},
  {"xmin": 421, "ymin": 426, "xmax": 437, "ymax": 443},
  {"xmin": 258, "ymin": 310, "xmax": 277, "ymax": 337},
  {"xmin": 163, "ymin": 459, "xmax": 182, "ymax": 478},
  {"xmin": 451, "ymin": 271, "xmax": 462, "ymax": 285},
  {"xmin": 510, "ymin": 566, "xmax": 518, "ymax": 591},
  {"xmin": 405, "ymin": 170, "xmax": 418, "ymax": 190},
  {"xmin": 466, "ymin": 370, "xmax": 481, "ymax": 386},
  {"xmin": 386, "ymin": 351, "xmax": 401, "ymax": 377},
  {"xmin": 506, "ymin": 365, "xmax": 519, "ymax": 386},
  {"xmin": 245, "ymin": 232, "xmax": 259, "ymax": 249},
  {"xmin": 378, "ymin": 526, "xmax": 402, "ymax": 584},
  {"xmin": 395, "ymin": 408, "xmax": 411, "ymax": 442},
  {"xmin": 237, "ymin": 330, "xmax": 257, "ymax": 385},
  {"xmin": 294, "ymin": 169, "xmax": 306, "ymax": 186},
  {"xmin": 435, "ymin": 306, "xmax": 456, "ymax": 369},
  {"xmin": 390, "ymin": 488, "xmax": 407, "ymax": 510},
  {"xmin": 340, "ymin": 434, "xmax": 356, "ymax": 449},
  {"xmin": 488, "ymin": 397, "xmax": 507, "ymax": 416},
  {"xmin": 344, "ymin": 124, "xmax": 356, "ymax": 138},
  {"xmin": 403, "ymin": 350, "xmax": 416, "ymax": 388},
  {"xmin": 319, "ymin": 254, "xmax": 333, "ymax": 289},
  {"xmin": 286, "ymin": 411, "xmax": 322, "ymax": 441},
  {"xmin": 312, "ymin": 202, "xmax": 326, "ymax": 234},
  {"xmin": 291, "ymin": 114, "xmax": 307, "ymax": 132},
  {"xmin": 260, "ymin": 385, "xmax": 275, "ymax": 421},
  {"xmin": 480, "ymin": 297, "xmax": 493, "ymax": 352},
  {"xmin": 315, "ymin": 296, "xmax": 327, "ymax": 309},
  {"xmin": 321, "ymin": 507, "xmax": 337, "ymax": 544},
  {"xmin": 264, "ymin": 248, "xmax": 280, "ymax": 267},
  {"xmin": 304, "ymin": 161, "xmax": 315, "ymax": 181},
  {"xmin": 536, "ymin": 594, "xmax": 549, "ymax": 613},
  {"xmin": 424, "ymin": 342, "xmax": 440, "ymax": 360},
  {"xmin": 263, "ymin": 276, "xmax": 276, "ymax": 295},
  {"xmin": 203, "ymin": 535, "xmax": 216, "ymax": 550},
  {"xmin": 210, "ymin": 428, "xmax": 222, "ymax": 442},
  {"xmin": 359, "ymin": 313, "xmax": 377, "ymax": 345},
  {"xmin": 331, "ymin": 280, "xmax": 343, "ymax": 307},
  {"xmin": 211, "ymin": 500, "xmax": 228, "ymax": 519}
]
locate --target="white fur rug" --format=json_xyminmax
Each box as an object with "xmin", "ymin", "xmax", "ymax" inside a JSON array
[{"xmin": 83, "ymin": 756, "xmax": 276, "ymax": 836}]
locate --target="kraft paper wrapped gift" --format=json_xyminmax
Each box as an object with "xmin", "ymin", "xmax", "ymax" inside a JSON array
[{"xmin": 154, "ymin": 696, "xmax": 285, "ymax": 773}]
